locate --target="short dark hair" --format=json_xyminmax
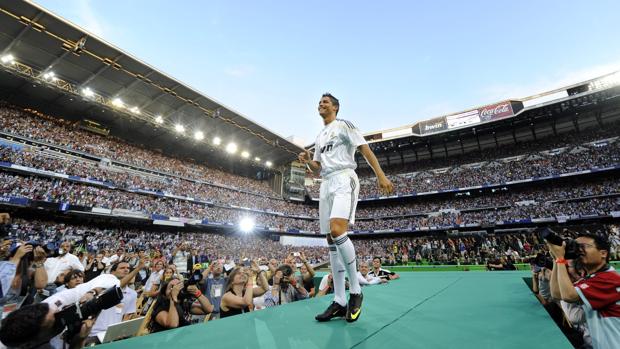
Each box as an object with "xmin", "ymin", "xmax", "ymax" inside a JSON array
[
  {"xmin": 578, "ymin": 233, "xmax": 611, "ymax": 262},
  {"xmin": 322, "ymin": 93, "xmax": 340, "ymax": 115},
  {"xmin": 110, "ymin": 261, "xmax": 129, "ymax": 272},
  {"xmin": 0, "ymin": 303, "xmax": 50, "ymax": 347},
  {"xmin": 63, "ymin": 269, "xmax": 84, "ymax": 285},
  {"xmin": 277, "ymin": 264, "xmax": 294, "ymax": 278},
  {"xmin": 373, "ymin": 257, "xmax": 382, "ymax": 263}
]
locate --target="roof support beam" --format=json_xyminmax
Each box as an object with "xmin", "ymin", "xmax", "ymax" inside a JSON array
[
  {"xmin": 80, "ymin": 54, "xmax": 123, "ymax": 87},
  {"xmin": 1, "ymin": 11, "xmax": 44, "ymax": 55}
]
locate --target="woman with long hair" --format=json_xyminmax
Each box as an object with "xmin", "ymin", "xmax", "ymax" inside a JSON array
[
  {"xmin": 149, "ymin": 277, "xmax": 188, "ymax": 333},
  {"xmin": 219, "ymin": 267, "xmax": 253, "ymax": 318}
]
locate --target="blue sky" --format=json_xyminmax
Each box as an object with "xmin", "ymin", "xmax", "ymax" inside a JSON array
[{"xmin": 32, "ymin": 0, "xmax": 620, "ymax": 145}]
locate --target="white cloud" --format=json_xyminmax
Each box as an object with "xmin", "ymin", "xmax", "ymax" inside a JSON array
[
  {"xmin": 32, "ymin": 0, "xmax": 106, "ymax": 38},
  {"xmin": 479, "ymin": 60, "xmax": 620, "ymax": 102}
]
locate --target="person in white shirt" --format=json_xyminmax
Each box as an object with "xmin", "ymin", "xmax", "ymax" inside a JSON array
[
  {"xmin": 88, "ymin": 261, "xmax": 141, "ymax": 344},
  {"xmin": 299, "ymin": 93, "xmax": 393, "ymax": 323},
  {"xmin": 44, "ymin": 241, "xmax": 84, "ymax": 284},
  {"xmin": 357, "ymin": 261, "xmax": 387, "ymax": 286}
]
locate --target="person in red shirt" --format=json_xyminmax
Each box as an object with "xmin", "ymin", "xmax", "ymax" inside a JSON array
[{"xmin": 548, "ymin": 232, "xmax": 620, "ymax": 349}]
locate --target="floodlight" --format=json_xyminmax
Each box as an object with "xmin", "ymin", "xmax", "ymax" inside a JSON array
[
  {"xmin": 226, "ymin": 142, "xmax": 238, "ymax": 154},
  {"xmin": 43, "ymin": 71, "xmax": 57, "ymax": 82},
  {"xmin": 155, "ymin": 115, "xmax": 164, "ymax": 124},
  {"xmin": 112, "ymin": 98, "xmax": 124, "ymax": 108},
  {"xmin": 175, "ymin": 124, "xmax": 185, "ymax": 133},
  {"xmin": 213, "ymin": 137, "xmax": 221, "ymax": 145},
  {"xmin": 129, "ymin": 106, "xmax": 140, "ymax": 114},
  {"xmin": 194, "ymin": 130, "xmax": 204, "ymax": 140},
  {"xmin": 254, "ymin": 157, "xmax": 261, "ymax": 162},
  {"xmin": 1, "ymin": 54, "xmax": 15, "ymax": 64},
  {"xmin": 239, "ymin": 217, "xmax": 255, "ymax": 233},
  {"xmin": 265, "ymin": 161, "xmax": 273, "ymax": 167},
  {"xmin": 82, "ymin": 87, "xmax": 94, "ymax": 97},
  {"xmin": 241, "ymin": 151, "xmax": 250, "ymax": 158}
]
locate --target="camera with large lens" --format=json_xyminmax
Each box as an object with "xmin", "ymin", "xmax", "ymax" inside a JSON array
[
  {"xmin": 179, "ymin": 269, "xmax": 203, "ymax": 299},
  {"xmin": 539, "ymin": 227, "xmax": 580, "ymax": 260},
  {"xmin": 53, "ymin": 286, "xmax": 124, "ymax": 339}
]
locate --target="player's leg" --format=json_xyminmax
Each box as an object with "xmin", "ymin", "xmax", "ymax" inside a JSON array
[
  {"xmin": 315, "ymin": 180, "xmax": 347, "ymax": 322},
  {"xmin": 329, "ymin": 173, "xmax": 363, "ymax": 322}
]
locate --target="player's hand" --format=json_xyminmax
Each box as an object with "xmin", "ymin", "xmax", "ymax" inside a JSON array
[
  {"xmin": 298, "ymin": 150, "xmax": 312, "ymax": 164},
  {"xmin": 377, "ymin": 175, "xmax": 394, "ymax": 195}
]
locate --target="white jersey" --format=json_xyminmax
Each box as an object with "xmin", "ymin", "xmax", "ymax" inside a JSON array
[{"xmin": 313, "ymin": 119, "xmax": 367, "ymax": 177}]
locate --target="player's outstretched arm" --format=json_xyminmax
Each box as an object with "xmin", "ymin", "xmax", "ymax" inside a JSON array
[{"xmin": 358, "ymin": 144, "xmax": 394, "ymax": 195}]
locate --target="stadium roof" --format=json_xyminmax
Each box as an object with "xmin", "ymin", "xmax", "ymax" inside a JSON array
[{"xmin": 0, "ymin": 0, "xmax": 303, "ymax": 168}]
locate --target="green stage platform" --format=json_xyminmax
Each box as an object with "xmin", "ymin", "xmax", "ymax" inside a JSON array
[{"xmin": 99, "ymin": 272, "xmax": 571, "ymax": 349}]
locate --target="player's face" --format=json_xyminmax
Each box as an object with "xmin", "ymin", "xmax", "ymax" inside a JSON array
[{"xmin": 318, "ymin": 96, "xmax": 337, "ymax": 118}]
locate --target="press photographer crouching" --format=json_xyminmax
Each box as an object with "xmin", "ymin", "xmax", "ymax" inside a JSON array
[
  {"xmin": 544, "ymin": 228, "xmax": 620, "ymax": 349},
  {"xmin": 0, "ymin": 274, "xmax": 122, "ymax": 349}
]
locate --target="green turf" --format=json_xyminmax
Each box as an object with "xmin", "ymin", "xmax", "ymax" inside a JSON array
[{"xmin": 98, "ymin": 272, "xmax": 571, "ymax": 349}]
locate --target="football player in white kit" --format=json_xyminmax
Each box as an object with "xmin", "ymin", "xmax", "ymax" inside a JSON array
[{"xmin": 299, "ymin": 93, "xmax": 393, "ymax": 322}]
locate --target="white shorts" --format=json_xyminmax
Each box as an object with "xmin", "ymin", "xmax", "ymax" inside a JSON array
[{"xmin": 319, "ymin": 169, "xmax": 360, "ymax": 234}]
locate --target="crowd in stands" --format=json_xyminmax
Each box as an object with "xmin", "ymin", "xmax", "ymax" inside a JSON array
[
  {"xmin": 307, "ymin": 123, "xmax": 620, "ymax": 199},
  {"xmin": 2, "ymin": 167, "xmax": 618, "ymax": 233},
  {"xmin": 0, "ymin": 104, "xmax": 276, "ymax": 197}
]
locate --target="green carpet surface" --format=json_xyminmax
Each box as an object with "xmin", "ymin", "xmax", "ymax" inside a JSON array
[{"xmin": 99, "ymin": 272, "xmax": 571, "ymax": 349}]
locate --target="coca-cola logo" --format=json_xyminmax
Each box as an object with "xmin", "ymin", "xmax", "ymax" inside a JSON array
[{"xmin": 480, "ymin": 102, "xmax": 512, "ymax": 120}]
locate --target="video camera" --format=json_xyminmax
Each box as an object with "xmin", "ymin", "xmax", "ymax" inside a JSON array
[
  {"xmin": 53, "ymin": 286, "xmax": 123, "ymax": 339},
  {"xmin": 538, "ymin": 227, "xmax": 580, "ymax": 260}
]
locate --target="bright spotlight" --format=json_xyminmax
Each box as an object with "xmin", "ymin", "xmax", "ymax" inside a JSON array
[
  {"xmin": 241, "ymin": 151, "xmax": 250, "ymax": 158},
  {"xmin": 112, "ymin": 98, "xmax": 124, "ymax": 108},
  {"xmin": 43, "ymin": 71, "xmax": 57, "ymax": 82},
  {"xmin": 155, "ymin": 115, "xmax": 164, "ymax": 124},
  {"xmin": 194, "ymin": 130, "xmax": 204, "ymax": 140},
  {"xmin": 129, "ymin": 106, "xmax": 140, "ymax": 114},
  {"xmin": 175, "ymin": 124, "xmax": 185, "ymax": 133},
  {"xmin": 254, "ymin": 157, "xmax": 261, "ymax": 162},
  {"xmin": 213, "ymin": 137, "xmax": 221, "ymax": 145},
  {"xmin": 1, "ymin": 54, "xmax": 15, "ymax": 64},
  {"xmin": 265, "ymin": 161, "xmax": 272, "ymax": 167},
  {"xmin": 82, "ymin": 87, "xmax": 94, "ymax": 97},
  {"xmin": 226, "ymin": 142, "xmax": 238, "ymax": 154},
  {"xmin": 239, "ymin": 217, "xmax": 255, "ymax": 233}
]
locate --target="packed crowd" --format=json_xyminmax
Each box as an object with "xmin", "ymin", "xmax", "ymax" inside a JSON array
[
  {"xmin": 0, "ymin": 143, "xmax": 313, "ymax": 216},
  {"xmin": 1, "ymin": 213, "xmax": 619, "ymax": 348},
  {"xmin": 2, "ymin": 167, "xmax": 618, "ymax": 232},
  {"xmin": 307, "ymin": 138, "xmax": 620, "ymax": 198},
  {"xmin": 0, "ymin": 104, "xmax": 277, "ymax": 197}
]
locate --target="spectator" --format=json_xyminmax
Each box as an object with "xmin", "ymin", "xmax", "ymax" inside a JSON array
[
  {"xmin": 44, "ymin": 241, "xmax": 84, "ymax": 284},
  {"xmin": 368, "ymin": 257, "xmax": 400, "ymax": 281},
  {"xmin": 201, "ymin": 261, "xmax": 227, "ymax": 319},
  {"xmin": 219, "ymin": 267, "xmax": 253, "ymax": 318},
  {"xmin": 357, "ymin": 261, "xmax": 387, "ymax": 286}
]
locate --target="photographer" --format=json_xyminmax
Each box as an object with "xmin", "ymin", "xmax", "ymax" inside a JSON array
[
  {"xmin": 150, "ymin": 278, "xmax": 213, "ymax": 333},
  {"xmin": 86, "ymin": 260, "xmax": 145, "ymax": 344},
  {"xmin": 1, "ymin": 242, "xmax": 48, "ymax": 306},
  {"xmin": 547, "ymin": 232, "xmax": 620, "ymax": 349},
  {"xmin": 200, "ymin": 261, "xmax": 227, "ymax": 319},
  {"xmin": 0, "ymin": 273, "xmax": 120, "ymax": 349},
  {"xmin": 219, "ymin": 267, "xmax": 253, "ymax": 318},
  {"xmin": 263, "ymin": 264, "xmax": 308, "ymax": 308},
  {"xmin": 83, "ymin": 252, "xmax": 104, "ymax": 282}
]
